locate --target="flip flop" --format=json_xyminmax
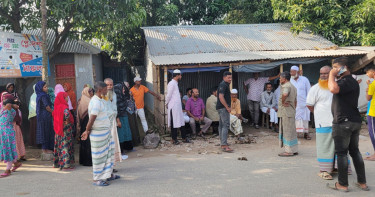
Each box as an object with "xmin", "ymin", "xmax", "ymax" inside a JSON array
[
  {"xmin": 278, "ymin": 152, "xmax": 295, "ymax": 157},
  {"xmin": 107, "ymin": 174, "xmax": 121, "ymax": 181},
  {"xmin": 354, "ymin": 182, "xmax": 370, "ymax": 191},
  {"xmin": 326, "ymin": 182, "xmax": 349, "ymax": 192},
  {"xmin": 11, "ymin": 163, "xmax": 22, "ymax": 172},
  {"xmin": 93, "ymin": 180, "xmax": 110, "ymax": 186},
  {"xmin": 221, "ymin": 146, "xmax": 233, "ymax": 153}
]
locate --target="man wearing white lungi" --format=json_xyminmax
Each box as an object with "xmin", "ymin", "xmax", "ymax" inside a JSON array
[
  {"xmin": 290, "ymin": 65, "xmax": 311, "ymax": 140},
  {"xmin": 166, "ymin": 69, "xmax": 190, "ymax": 145},
  {"xmin": 104, "ymin": 78, "xmax": 122, "ymax": 165}
]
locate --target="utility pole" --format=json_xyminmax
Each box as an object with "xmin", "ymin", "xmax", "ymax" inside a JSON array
[{"xmin": 41, "ymin": 0, "xmax": 48, "ymax": 83}]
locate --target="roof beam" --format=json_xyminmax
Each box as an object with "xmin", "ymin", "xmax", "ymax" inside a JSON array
[
  {"xmin": 352, "ymin": 51, "xmax": 375, "ymax": 72},
  {"xmin": 164, "ymin": 60, "xmax": 271, "ymax": 69}
]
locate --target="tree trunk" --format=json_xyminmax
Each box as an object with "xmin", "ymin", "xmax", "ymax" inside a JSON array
[{"xmin": 41, "ymin": 0, "xmax": 48, "ymax": 83}]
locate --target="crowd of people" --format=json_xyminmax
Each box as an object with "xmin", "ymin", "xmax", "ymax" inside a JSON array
[{"xmin": 0, "ymin": 56, "xmax": 373, "ymax": 191}]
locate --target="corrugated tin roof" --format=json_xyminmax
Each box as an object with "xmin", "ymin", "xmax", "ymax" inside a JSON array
[
  {"xmin": 142, "ymin": 23, "xmax": 336, "ymax": 56},
  {"xmin": 142, "ymin": 23, "xmax": 373, "ymax": 65},
  {"xmin": 22, "ymin": 29, "xmax": 101, "ymax": 54},
  {"xmin": 149, "ymin": 48, "xmax": 368, "ymax": 65}
]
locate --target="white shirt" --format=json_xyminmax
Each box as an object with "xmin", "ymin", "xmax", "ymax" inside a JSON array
[
  {"xmin": 291, "ymin": 76, "xmax": 311, "ymax": 120},
  {"xmin": 88, "ymin": 95, "xmax": 110, "ymax": 130},
  {"xmin": 306, "ymin": 84, "xmax": 333, "ymax": 128}
]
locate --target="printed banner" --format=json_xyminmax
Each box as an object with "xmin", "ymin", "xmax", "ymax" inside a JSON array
[{"xmin": 0, "ymin": 31, "xmax": 50, "ymax": 78}]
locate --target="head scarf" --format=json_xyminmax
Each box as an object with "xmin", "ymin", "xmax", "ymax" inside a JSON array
[
  {"xmin": 53, "ymin": 92, "xmax": 73, "ymax": 136},
  {"xmin": 28, "ymin": 84, "xmax": 37, "ymax": 119},
  {"xmin": 36, "ymin": 81, "xmax": 48, "ymax": 114},
  {"xmin": 114, "ymin": 83, "xmax": 127, "ymax": 117},
  {"xmin": 2, "ymin": 93, "xmax": 22, "ymax": 125},
  {"xmin": 77, "ymin": 87, "xmax": 92, "ymax": 121},
  {"xmin": 55, "ymin": 84, "xmax": 73, "ymax": 110},
  {"xmin": 63, "ymin": 83, "xmax": 77, "ymax": 110}
]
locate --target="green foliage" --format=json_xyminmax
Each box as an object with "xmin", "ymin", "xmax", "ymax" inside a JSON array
[
  {"xmin": 224, "ymin": 0, "xmax": 275, "ymax": 24},
  {"xmin": 271, "ymin": 0, "xmax": 375, "ymax": 46}
]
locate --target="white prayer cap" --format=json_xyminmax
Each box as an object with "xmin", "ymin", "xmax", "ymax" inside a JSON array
[
  {"xmin": 291, "ymin": 65, "xmax": 299, "ymax": 71},
  {"xmin": 231, "ymin": 89, "xmax": 238, "ymax": 94},
  {"xmin": 173, "ymin": 69, "xmax": 181, "ymax": 74},
  {"xmin": 134, "ymin": 77, "xmax": 142, "ymax": 82}
]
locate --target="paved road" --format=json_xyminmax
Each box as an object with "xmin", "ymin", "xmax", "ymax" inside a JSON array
[{"xmin": 1, "ymin": 135, "xmax": 374, "ymax": 197}]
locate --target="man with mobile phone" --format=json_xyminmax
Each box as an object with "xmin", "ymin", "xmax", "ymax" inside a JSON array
[{"xmin": 327, "ymin": 57, "xmax": 369, "ymax": 192}]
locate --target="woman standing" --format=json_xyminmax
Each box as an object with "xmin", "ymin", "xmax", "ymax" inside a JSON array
[
  {"xmin": 0, "ymin": 83, "xmax": 19, "ymax": 111},
  {"xmin": 77, "ymin": 87, "xmax": 94, "ymax": 166},
  {"xmin": 0, "ymin": 98, "xmax": 22, "ymax": 178},
  {"xmin": 2, "ymin": 94, "xmax": 26, "ymax": 161},
  {"xmin": 55, "ymin": 84, "xmax": 73, "ymax": 110},
  {"xmin": 114, "ymin": 83, "xmax": 133, "ymax": 153},
  {"xmin": 63, "ymin": 83, "xmax": 77, "ymax": 110},
  {"xmin": 36, "ymin": 81, "xmax": 54, "ymax": 154},
  {"xmin": 28, "ymin": 85, "xmax": 37, "ymax": 147},
  {"xmin": 53, "ymin": 92, "xmax": 75, "ymax": 170}
]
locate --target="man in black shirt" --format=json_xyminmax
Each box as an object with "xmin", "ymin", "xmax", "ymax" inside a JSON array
[
  {"xmin": 328, "ymin": 57, "xmax": 368, "ymax": 192},
  {"xmin": 217, "ymin": 71, "xmax": 233, "ymax": 152}
]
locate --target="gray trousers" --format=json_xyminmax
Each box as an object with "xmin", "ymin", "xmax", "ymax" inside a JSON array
[
  {"xmin": 218, "ymin": 108, "xmax": 230, "ymax": 146},
  {"xmin": 247, "ymin": 100, "xmax": 260, "ymax": 124}
]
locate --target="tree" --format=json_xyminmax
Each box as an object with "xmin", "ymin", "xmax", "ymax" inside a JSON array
[
  {"xmin": 224, "ymin": 0, "xmax": 275, "ymax": 24},
  {"xmin": 172, "ymin": 0, "xmax": 231, "ymax": 25},
  {"xmin": 271, "ymin": 0, "xmax": 375, "ymax": 46}
]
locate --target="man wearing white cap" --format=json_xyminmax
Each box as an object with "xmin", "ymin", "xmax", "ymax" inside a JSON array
[
  {"xmin": 130, "ymin": 76, "xmax": 161, "ymax": 134},
  {"xmin": 166, "ymin": 69, "xmax": 190, "ymax": 144},
  {"xmin": 290, "ymin": 65, "xmax": 312, "ymax": 140},
  {"xmin": 230, "ymin": 89, "xmax": 248, "ymax": 139}
]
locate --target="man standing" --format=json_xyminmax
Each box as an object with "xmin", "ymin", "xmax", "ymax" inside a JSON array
[
  {"xmin": 130, "ymin": 76, "xmax": 161, "ymax": 134},
  {"xmin": 186, "ymin": 88, "xmax": 212, "ymax": 137},
  {"xmin": 278, "ymin": 72, "xmax": 298, "ymax": 157},
  {"xmin": 104, "ymin": 78, "xmax": 122, "ymax": 164},
  {"xmin": 217, "ymin": 71, "xmax": 233, "ymax": 152},
  {"xmin": 81, "ymin": 81, "xmax": 119, "ymax": 186},
  {"xmin": 243, "ymin": 72, "xmax": 280, "ymax": 129},
  {"xmin": 306, "ymin": 66, "xmax": 336, "ymax": 179},
  {"xmin": 260, "ymin": 83, "xmax": 278, "ymax": 131},
  {"xmin": 290, "ymin": 66, "xmax": 311, "ymax": 140},
  {"xmin": 365, "ymin": 67, "xmax": 375, "ymax": 161},
  {"xmin": 206, "ymin": 87, "xmax": 220, "ymax": 134},
  {"xmin": 327, "ymin": 57, "xmax": 368, "ymax": 192},
  {"xmin": 230, "ymin": 89, "xmax": 248, "ymax": 138},
  {"xmin": 166, "ymin": 70, "xmax": 190, "ymax": 145}
]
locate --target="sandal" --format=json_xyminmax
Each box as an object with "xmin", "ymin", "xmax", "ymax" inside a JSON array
[
  {"xmin": 221, "ymin": 146, "xmax": 233, "ymax": 153},
  {"xmin": 0, "ymin": 172, "xmax": 11, "ymax": 178},
  {"xmin": 326, "ymin": 182, "xmax": 349, "ymax": 192},
  {"xmin": 278, "ymin": 152, "xmax": 294, "ymax": 157},
  {"xmin": 172, "ymin": 140, "xmax": 180, "ymax": 145},
  {"xmin": 62, "ymin": 167, "xmax": 75, "ymax": 171},
  {"xmin": 11, "ymin": 163, "xmax": 22, "ymax": 172},
  {"xmin": 182, "ymin": 138, "xmax": 191, "ymax": 143},
  {"xmin": 113, "ymin": 169, "xmax": 118, "ymax": 173},
  {"xmin": 304, "ymin": 133, "xmax": 312, "ymax": 140},
  {"xmin": 354, "ymin": 182, "xmax": 370, "ymax": 191},
  {"xmin": 318, "ymin": 171, "xmax": 333, "ymax": 180},
  {"xmin": 107, "ymin": 174, "xmax": 121, "ymax": 181},
  {"xmin": 93, "ymin": 180, "xmax": 110, "ymax": 186}
]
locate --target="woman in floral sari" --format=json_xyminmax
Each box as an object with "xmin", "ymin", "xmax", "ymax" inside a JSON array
[{"xmin": 53, "ymin": 92, "xmax": 75, "ymax": 170}]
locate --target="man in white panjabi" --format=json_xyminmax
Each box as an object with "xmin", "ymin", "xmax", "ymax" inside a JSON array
[
  {"xmin": 104, "ymin": 78, "xmax": 122, "ymax": 165},
  {"xmin": 166, "ymin": 69, "xmax": 190, "ymax": 145},
  {"xmin": 290, "ymin": 65, "xmax": 312, "ymax": 140}
]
